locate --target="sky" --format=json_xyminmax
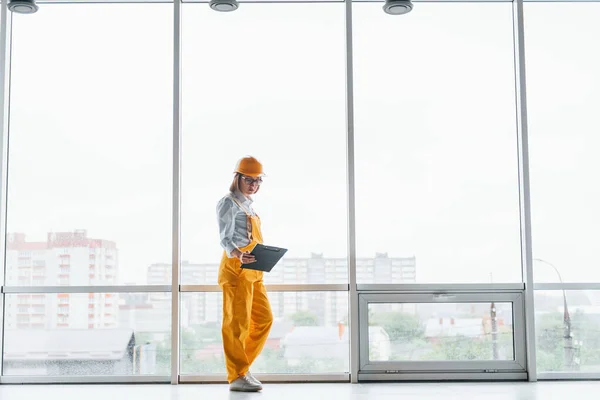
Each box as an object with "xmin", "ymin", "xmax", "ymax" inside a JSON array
[{"xmin": 5, "ymin": 2, "xmax": 600, "ymax": 285}]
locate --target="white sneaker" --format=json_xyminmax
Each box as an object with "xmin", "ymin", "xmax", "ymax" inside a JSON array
[
  {"xmin": 229, "ymin": 375, "xmax": 262, "ymax": 392},
  {"xmin": 246, "ymin": 371, "xmax": 262, "ymax": 387}
]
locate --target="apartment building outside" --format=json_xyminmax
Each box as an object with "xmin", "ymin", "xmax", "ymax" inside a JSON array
[
  {"xmin": 148, "ymin": 253, "xmax": 417, "ymax": 327},
  {"xmin": 4, "ymin": 230, "xmax": 119, "ymax": 330}
]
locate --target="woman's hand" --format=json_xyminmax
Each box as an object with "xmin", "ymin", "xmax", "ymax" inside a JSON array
[{"xmin": 231, "ymin": 248, "xmax": 256, "ymax": 264}]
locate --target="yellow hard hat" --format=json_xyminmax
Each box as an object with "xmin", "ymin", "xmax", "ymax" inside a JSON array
[{"xmin": 234, "ymin": 156, "xmax": 264, "ymax": 178}]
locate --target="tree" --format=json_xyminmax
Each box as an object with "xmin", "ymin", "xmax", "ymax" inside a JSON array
[
  {"xmin": 289, "ymin": 310, "xmax": 319, "ymax": 326},
  {"xmin": 571, "ymin": 311, "xmax": 600, "ymax": 369},
  {"xmin": 179, "ymin": 325, "xmax": 225, "ymax": 374},
  {"xmin": 419, "ymin": 331, "xmax": 514, "ymax": 362},
  {"xmin": 423, "ymin": 336, "xmax": 491, "ymax": 361},
  {"xmin": 536, "ymin": 310, "xmax": 600, "ymax": 372},
  {"xmin": 535, "ymin": 312, "xmax": 574, "ymax": 371},
  {"xmin": 369, "ymin": 311, "xmax": 424, "ymax": 342},
  {"xmin": 135, "ymin": 332, "xmax": 172, "ymax": 375}
]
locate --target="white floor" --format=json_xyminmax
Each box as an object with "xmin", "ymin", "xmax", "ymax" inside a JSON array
[{"xmin": 1, "ymin": 382, "xmax": 600, "ymax": 400}]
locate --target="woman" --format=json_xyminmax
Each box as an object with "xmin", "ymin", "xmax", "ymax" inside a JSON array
[{"xmin": 216, "ymin": 156, "xmax": 273, "ymax": 392}]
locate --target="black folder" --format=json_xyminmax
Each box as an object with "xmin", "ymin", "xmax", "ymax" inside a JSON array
[{"xmin": 241, "ymin": 244, "xmax": 288, "ymax": 272}]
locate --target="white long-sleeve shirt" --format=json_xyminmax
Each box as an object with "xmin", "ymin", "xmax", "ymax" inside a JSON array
[{"xmin": 216, "ymin": 191, "xmax": 256, "ymax": 257}]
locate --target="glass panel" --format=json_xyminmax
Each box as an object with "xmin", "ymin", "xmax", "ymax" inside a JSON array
[
  {"xmin": 7, "ymin": 4, "xmax": 172, "ymax": 286},
  {"xmin": 2, "ymin": 292, "xmax": 171, "ymax": 376},
  {"xmin": 368, "ymin": 302, "xmax": 514, "ymax": 362},
  {"xmin": 180, "ymin": 291, "xmax": 349, "ymax": 374},
  {"xmin": 353, "ymin": 3, "xmax": 520, "ymax": 284},
  {"xmin": 525, "ymin": 3, "xmax": 600, "ymax": 283},
  {"xmin": 180, "ymin": 3, "xmax": 347, "ymax": 285},
  {"xmin": 535, "ymin": 290, "xmax": 600, "ymax": 373}
]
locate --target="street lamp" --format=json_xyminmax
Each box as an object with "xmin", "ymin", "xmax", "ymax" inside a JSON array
[
  {"xmin": 490, "ymin": 302, "xmax": 498, "ymax": 360},
  {"xmin": 534, "ymin": 258, "xmax": 576, "ymax": 370}
]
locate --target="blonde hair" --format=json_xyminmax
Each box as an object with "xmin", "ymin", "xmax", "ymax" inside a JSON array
[{"xmin": 229, "ymin": 173, "xmax": 242, "ymax": 194}]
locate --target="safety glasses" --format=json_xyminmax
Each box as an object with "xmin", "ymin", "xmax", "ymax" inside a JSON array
[{"xmin": 242, "ymin": 176, "xmax": 263, "ymax": 185}]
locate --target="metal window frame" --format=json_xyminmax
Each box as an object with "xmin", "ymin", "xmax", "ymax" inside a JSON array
[
  {"xmin": 36, "ymin": 0, "xmax": 600, "ymax": 4},
  {"xmin": 513, "ymin": 0, "xmax": 537, "ymax": 383},
  {"xmin": 26, "ymin": 0, "xmax": 515, "ymax": 4},
  {"xmin": 344, "ymin": 0, "xmax": 360, "ymax": 385},
  {"xmin": 0, "ymin": 294, "xmax": 3, "ymax": 379},
  {"xmin": 534, "ymin": 283, "xmax": 600, "ymax": 291},
  {"xmin": 533, "ymin": 285, "xmax": 600, "ymax": 380},
  {"xmin": 358, "ymin": 292, "xmax": 527, "ymax": 374},
  {"xmin": 0, "ymin": 375, "xmax": 170, "ymax": 384},
  {"xmin": 358, "ymin": 371, "xmax": 529, "ymax": 381},
  {"xmin": 171, "ymin": 0, "xmax": 182, "ymax": 385},
  {"xmin": 2, "ymin": 0, "xmax": 598, "ymax": 386},
  {"xmin": 1, "ymin": 285, "xmax": 171, "ymax": 294},
  {"xmin": 181, "ymin": 284, "xmax": 349, "ymax": 292},
  {"xmin": 0, "ymin": 0, "xmax": 9, "ymax": 290},
  {"xmin": 178, "ymin": 287, "xmax": 351, "ymax": 381},
  {"xmin": 358, "ymin": 284, "xmax": 525, "ymax": 293},
  {"xmin": 0, "ymin": 285, "xmax": 172, "ymax": 384},
  {"xmin": 538, "ymin": 372, "xmax": 600, "ymax": 381},
  {"xmin": 179, "ymin": 374, "xmax": 350, "ymax": 383},
  {"xmin": 0, "ymin": 0, "xmax": 11, "ymax": 380}
]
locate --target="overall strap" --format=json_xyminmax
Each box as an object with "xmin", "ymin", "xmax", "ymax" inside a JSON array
[
  {"xmin": 229, "ymin": 194, "xmax": 253, "ymax": 241},
  {"xmin": 229, "ymin": 194, "xmax": 252, "ymax": 217}
]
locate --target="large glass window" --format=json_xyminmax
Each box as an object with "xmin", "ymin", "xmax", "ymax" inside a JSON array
[
  {"xmin": 180, "ymin": 4, "xmax": 347, "ymax": 286},
  {"xmin": 525, "ymin": 3, "xmax": 600, "ymax": 284},
  {"xmin": 368, "ymin": 302, "xmax": 515, "ymax": 362},
  {"xmin": 4, "ymin": 0, "xmax": 593, "ymax": 385},
  {"xmin": 6, "ymin": 4, "xmax": 173, "ymax": 287},
  {"xmin": 359, "ymin": 292, "xmax": 526, "ymax": 375},
  {"xmin": 526, "ymin": 2, "xmax": 600, "ymax": 377},
  {"xmin": 535, "ymin": 290, "xmax": 600, "ymax": 373},
  {"xmin": 180, "ymin": 291, "xmax": 348, "ymax": 375},
  {"xmin": 2, "ymin": 292, "xmax": 171, "ymax": 376},
  {"xmin": 353, "ymin": 3, "xmax": 520, "ymax": 284}
]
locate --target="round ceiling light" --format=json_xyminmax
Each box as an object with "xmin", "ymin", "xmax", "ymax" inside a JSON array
[
  {"xmin": 383, "ymin": 0, "xmax": 413, "ymax": 16},
  {"xmin": 209, "ymin": 0, "xmax": 239, "ymax": 12},
  {"xmin": 8, "ymin": 0, "xmax": 39, "ymax": 14}
]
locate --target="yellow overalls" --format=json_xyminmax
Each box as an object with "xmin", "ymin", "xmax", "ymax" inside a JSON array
[{"xmin": 218, "ymin": 196, "xmax": 273, "ymax": 383}]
